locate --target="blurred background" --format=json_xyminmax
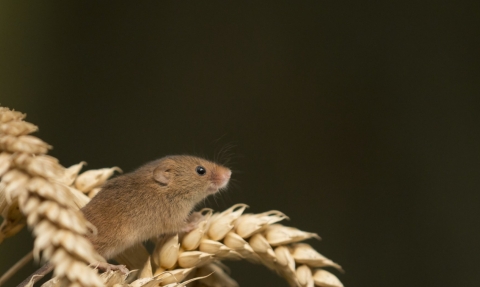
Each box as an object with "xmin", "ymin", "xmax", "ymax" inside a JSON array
[{"xmin": 1, "ymin": 1, "xmax": 479, "ymax": 286}]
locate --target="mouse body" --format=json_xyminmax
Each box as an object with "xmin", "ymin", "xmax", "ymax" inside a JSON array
[
  {"xmin": 81, "ymin": 155, "xmax": 231, "ymax": 259},
  {"xmin": 16, "ymin": 155, "xmax": 231, "ymax": 287}
]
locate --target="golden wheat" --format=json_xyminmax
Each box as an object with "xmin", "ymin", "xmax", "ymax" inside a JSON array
[
  {"xmin": 0, "ymin": 107, "xmax": 104, "ymax": 287},
  {"xmin": 0, "ymin": 106, "xmax": 343, "ymax": 287}
]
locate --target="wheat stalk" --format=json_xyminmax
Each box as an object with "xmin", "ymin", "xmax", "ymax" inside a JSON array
[{"xmin": 0, "ymin": 106, "xmax": 344, "ymax": 287}]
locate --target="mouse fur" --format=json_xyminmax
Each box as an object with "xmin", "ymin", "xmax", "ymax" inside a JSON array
[{"xmin": 81, "ymin": 155, "xmax": 231, "ymax": 259}]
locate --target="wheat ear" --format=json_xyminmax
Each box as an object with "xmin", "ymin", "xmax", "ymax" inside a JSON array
[
  {"xmin": 0, "ymin": 106, "xmax": 344, "ymax": 287},
  {"xmin": 0, "ymin": 107, "xmax": 104, "ymax": 287}
]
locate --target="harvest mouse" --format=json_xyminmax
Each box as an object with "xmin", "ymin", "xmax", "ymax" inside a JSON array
[
  {"xmin": 82, "ymin": 155, "xmax": 232, "ymax": 258},
  {"xmin": 17, "ymin": 155, "xmax": 231, "ymax": 287}
]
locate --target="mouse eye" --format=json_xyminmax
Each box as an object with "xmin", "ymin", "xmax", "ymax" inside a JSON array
[{"xmin": 195, "ymin": 166, "xmax": 206, "ymax": 176}]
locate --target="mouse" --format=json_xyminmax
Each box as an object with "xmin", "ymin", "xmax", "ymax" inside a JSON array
[
  {"xmin": 17, "ymin": 155, "xmax": 231, "ymax": 287},
  {"xmin": 82, "ymin": 155, "xmax": 232, "ymax": 259}
]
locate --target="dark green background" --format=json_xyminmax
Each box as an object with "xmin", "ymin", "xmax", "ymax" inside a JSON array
[{"xmin": 1, "ymin": 1, "xmax": 479, "ymax": 287}]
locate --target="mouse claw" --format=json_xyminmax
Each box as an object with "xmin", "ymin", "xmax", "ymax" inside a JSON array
[
  {"xmin": 90, "ymin": 262, "xmax": 129, "ymax": 274},
  {"xmin": 182, "ymin": 212, "xmax": 205, "ymax": 233}
]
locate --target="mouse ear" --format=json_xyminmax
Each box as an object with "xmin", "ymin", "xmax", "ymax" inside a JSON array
[{"xmin": 153, "ymin": 160, "xmax": 174, "ymax": 185}]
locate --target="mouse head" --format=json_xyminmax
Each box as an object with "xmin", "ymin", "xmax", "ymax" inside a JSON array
[{"xmin": 152, "ymin": 155, "xmax": 231, "ymax": 198}]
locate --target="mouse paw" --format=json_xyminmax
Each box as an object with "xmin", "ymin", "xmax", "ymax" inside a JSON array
[
  {"xmin": 90, "ymin": 262, "xmax": 129, "ymax": 274},
  {"xmin": 182, "ymin": 212, "xmax": 204, "ymax": 233}
]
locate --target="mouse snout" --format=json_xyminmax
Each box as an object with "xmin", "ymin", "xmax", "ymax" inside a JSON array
[{"xmin": 212, "ymin": 166, "xmax": 231, "ymax": 189}]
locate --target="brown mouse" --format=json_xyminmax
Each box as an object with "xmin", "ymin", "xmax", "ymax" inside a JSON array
[
  {"xmin": 17, "ymin": 155, "xmax": 231, "ymax": 287},
  {"xmin": 82, "ymin": 155, "xmax": 232, "ymax": 259}
]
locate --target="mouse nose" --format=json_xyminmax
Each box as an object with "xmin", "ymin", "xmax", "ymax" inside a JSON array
[{"xmin": 215, "ymin": 167, "xmax": 231, "ymax": 189}]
